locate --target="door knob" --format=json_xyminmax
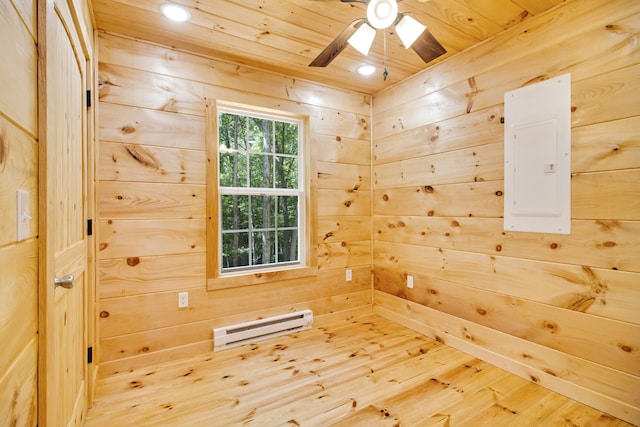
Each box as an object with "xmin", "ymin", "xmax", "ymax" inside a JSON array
[{"xmin": 54, "ymin": 274, "xmax": 74, "ymax": 289}]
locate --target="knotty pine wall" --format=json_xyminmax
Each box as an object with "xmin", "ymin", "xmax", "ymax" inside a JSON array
[
  {"xmin": 372, "ymin": 0, "xmax": 639, "ymax": 424},
  {"xmin": 0, "ymin": 0, "xmax": 38, "ymax": 425},
  {"xmin": 96, "ymin": 32, "xmax": 372, "ymax": 377}
]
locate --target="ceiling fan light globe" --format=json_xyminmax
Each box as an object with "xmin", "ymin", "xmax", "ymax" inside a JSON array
[
  {"xmin": 396, "ymin": 15, "xmax": 426, "ymax": 48},
  {"xmin": 348, "ymin": 23, "xmax": 376, "ymax": 56},
  {"xmin": 367, "ymin": 0, "xmax": 398, "ymax": 29}
]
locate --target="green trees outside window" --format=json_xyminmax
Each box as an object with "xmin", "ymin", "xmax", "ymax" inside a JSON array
[{"xmin": 218, "ymin": 109, "xmax": 302, "ymax": 272}]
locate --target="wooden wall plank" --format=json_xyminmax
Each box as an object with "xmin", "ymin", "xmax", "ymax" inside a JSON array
[
  {"xmin": 98, "ymin": 103, "xmax": 205, "ymax": 150},
  {"xmin": 10, "ymin": 0, "xmax": 37, "ymax": 41},
  {"xmin": 317, "ymin": 161, "xmax": 371, "ymax": 190},
  {"xmin": 572, "ymin": 116, "xmax": 640, "ymax": 173},
  {"xmin": 98, "ymin": 141, "xmax": 206, "ymax": 184},
  {"xmin": 0, "ymin": 0, "xmax": 37, "ymax": 136},
  {"xmin": 374, "ymin": 143, "xmax": 503, "ymax": 189},
  {"xmin": 96, "ymin": 32, "xmax": 372, "ymax": 115},
  {"xmin": 99, "ymin": 253, "xmax": 207, "ymax": 298},
  {"xmin": 572, "ymin": 170, "xmax": 640, "ymax": 220},
  {"xmin": 373, "ymin": 106, "xmax": 503, "ymax": 165},
  {"xmin": 374, "ymin": 216, "xmax": 640, "ymax": 272},
  {"xmin": 374, "ymin": 241, "xmax": 640, "ymax": 325},
  {"xmin": 98, "ymin": 63, "xmax": 206, "ymax": 115},
  {"xmin": 312, "ymin": 134, "xmax": 370, "ymax": 165},
  {"xmin": 0, "ymin": 117, "xmax": 38, "ymax": 246},
  {"xmin": 98, "ymin": 181, "xmax": 205, "ymax": 220},
  {"xmin": 98, "ymin": 219, "xmax": 206, "ymax": 259},
  {"xmin": 318, "ymin": 241, "xmax": 371, "ymax": 270},
  {"xmin": 317, "ymin": 189, "xmax": 371, "ymax": 217},
  {"xmin": 318, "ymin": 216, "xmax": 371, "ymax": 243},
  {"xmin": 0, "ymin": 239, "xmax": 38, "ymax": 377},
  {"xmin": 0, "ymin": 338, "xmax": 38, "ymax": 427},
  {"xmin": 374, "ymin": 181, "xmax": 504, "ymax": 218}
]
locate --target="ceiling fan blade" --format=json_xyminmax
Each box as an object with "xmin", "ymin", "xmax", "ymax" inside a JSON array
[
  {"xmin": 309, "ymin": 18, "xmax": 366, "ymax": 67},
  {"xmin": 409, "ymin": 27, "xmax": 447, "ymax": 64}
]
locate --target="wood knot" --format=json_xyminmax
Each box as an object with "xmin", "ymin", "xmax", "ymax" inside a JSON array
[
  {"xmin": 382, "ymin": 194, "xmax": 389, "ymax": 201},
  {"xmin": 99, "ymin": 243, "xmax": 108, "ymax": 251},
  {"xmin": 127, "ymin": 257, "xmax": 140, "ymax": 266},
  {"xmin": 427, "ymin": 210, "xmax": 434, "ymax": 216},
  {"xmin": 476, "ymin": 308, "xmax": 487, "ymax": 315},
  {"xmin": 335, "ymin": 136, "xmax": 341, "ymax": 142},
  {"xmin": 619, "ymin": 344, "xmax": 632, "ymax": 353},
  {"xmin": 343, "ymin": 200, "xmax": 352, "ymax": 207},
  {"xmin": 0, "ymin": 134, "xmax": 6, "ymax": 171},
  {"xmin": 451, "ymin": 220, "xmax": 459, "ymax": 227},
  {"xmin": 397, "ymin": 221, "xmax": 405, "ymax": 227},
  {"xmin": 495, "ymin": 191, "xmax": 503, "ymax": 196},
  {"xmin": 542, "ymin": 320, "xmax": 558, "ymax": 333},
  {"xmin": 100, "ymin": 311, "xmax": 110, "ymax": 318},
  {"xmin": 141, "ymin": 346, "xmax": 150, "ymax": 352},
  {"xmin": 495, "ymin": 244, "xmax": 502, "ymax": 252},
  {"xmin": 429, "ymin": 289, "xmax": 438, "ymax": 295},
  {"xmin": 340, "ymin": 241, "xmax": 347, "ymax": 247},
  {"xmin": 423, "ymin": 185, "xmax": 434, "ymax": 193},
  {"xmin": 121, "ymin": 125, "xmax": 136, "ymax": 134},
  {"xmin": 125, "ymin": 145, "xmax": 161, "ymax": 170},
  {"xmin": 550, "ymin": 243, "xmax": 558, "ymax": 249}
]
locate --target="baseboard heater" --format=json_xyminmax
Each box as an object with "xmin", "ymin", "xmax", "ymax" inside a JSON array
[{"xmin": 213, "ymin": 309, "xmax": 313, "ymax": 352}]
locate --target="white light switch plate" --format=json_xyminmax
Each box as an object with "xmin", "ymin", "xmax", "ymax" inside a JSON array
[{"xmin": 17, "ymin": 190, "xmax": 31, "ymax": 241}]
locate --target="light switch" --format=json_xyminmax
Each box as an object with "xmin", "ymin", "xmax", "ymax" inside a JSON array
[{"xmin": 17, "ymin": 190, "xmax": 31, "ymax": 241}]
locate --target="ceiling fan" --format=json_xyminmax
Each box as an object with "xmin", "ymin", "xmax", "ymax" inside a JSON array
[{"xmin": 309, "ymin": 0, "xmax": 446, "ymax": 72}]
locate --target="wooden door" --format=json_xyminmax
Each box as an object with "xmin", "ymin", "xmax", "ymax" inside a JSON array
[{"xmin": 39, "ymin": 0, "xmax": 89, "ymax": 425}]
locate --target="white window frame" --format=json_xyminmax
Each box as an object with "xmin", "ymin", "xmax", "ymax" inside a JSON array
[{"xmin": 207, "ymin": 102, "xmax": 316, "ymax": 290}]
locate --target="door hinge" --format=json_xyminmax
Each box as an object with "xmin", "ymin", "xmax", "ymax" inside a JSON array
[
  {"xmin": 87, "ymin": 219, "xmax": 93, "ymax": 236},
  {"xmin": 86, "ymin": 90, "xmax": 92, "ymax": 108},
  {"xmin": 87, "ymin": 346, "xmax": 93, "ymax": 364}
]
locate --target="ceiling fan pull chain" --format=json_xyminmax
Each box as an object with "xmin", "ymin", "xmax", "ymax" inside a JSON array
[{"xmin": 383, "ymin": 29, "xmax": 389, "ymax": 81}]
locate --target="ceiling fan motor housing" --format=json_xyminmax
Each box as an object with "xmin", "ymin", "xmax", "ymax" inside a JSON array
[{"xmin": 367, "ymin": 0, "xmax": 398, "ymax": 29}]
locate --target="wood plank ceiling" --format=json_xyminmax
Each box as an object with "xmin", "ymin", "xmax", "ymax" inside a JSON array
[{"xmin": 91, "ymin": 0, "xmax": 565, "ymax": 95}]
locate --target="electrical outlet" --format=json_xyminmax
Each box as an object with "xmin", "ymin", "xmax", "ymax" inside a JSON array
[
  {"xmin": 407, "ymin": 275, "xmax": 414, "ymax": 289},
  {"xmin": 178, "ymin": 291, "xmax": 189, "ymax": 308},
  {"xmin": 345, "ymin": 269, "xmax": 352, "ymax": 281}
]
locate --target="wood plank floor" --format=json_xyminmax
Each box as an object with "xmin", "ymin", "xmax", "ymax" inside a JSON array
[{"xmin": 86, "ymin": 310, "xmax": 633, "ymax": 426}]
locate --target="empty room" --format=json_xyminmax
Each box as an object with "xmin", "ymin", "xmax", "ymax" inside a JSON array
[{"xmin": 1, "ymin": 0, "xmax": 638, "ymax": 425}]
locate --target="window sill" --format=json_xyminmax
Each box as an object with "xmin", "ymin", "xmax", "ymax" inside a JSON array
[{"xmin": 207, "ymin": 265, "xmax": 318, "ymax": 291}]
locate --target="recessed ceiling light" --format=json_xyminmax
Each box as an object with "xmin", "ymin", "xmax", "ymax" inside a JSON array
[
  {"xmin": 161, "ymin": 3, "xmax": 191, "ymax": 22},
  {"xmin": 356, "ymin": 64, "xmax": 376, "ymax": 76}
]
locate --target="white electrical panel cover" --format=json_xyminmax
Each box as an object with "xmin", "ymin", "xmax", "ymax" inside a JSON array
[{"xmin": 504, "ymin": 74, "xmax": 571, "ymax": 234}]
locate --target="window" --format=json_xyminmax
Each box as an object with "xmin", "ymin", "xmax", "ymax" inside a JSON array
[{"xmin": 207, "ymin": 102, "xmax": 310, "ymax": 288}]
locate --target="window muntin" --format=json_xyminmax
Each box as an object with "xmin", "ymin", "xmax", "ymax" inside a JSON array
[{"xmin": 218, "ymin": 108, "xmax": 303, "ymax": 274}]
